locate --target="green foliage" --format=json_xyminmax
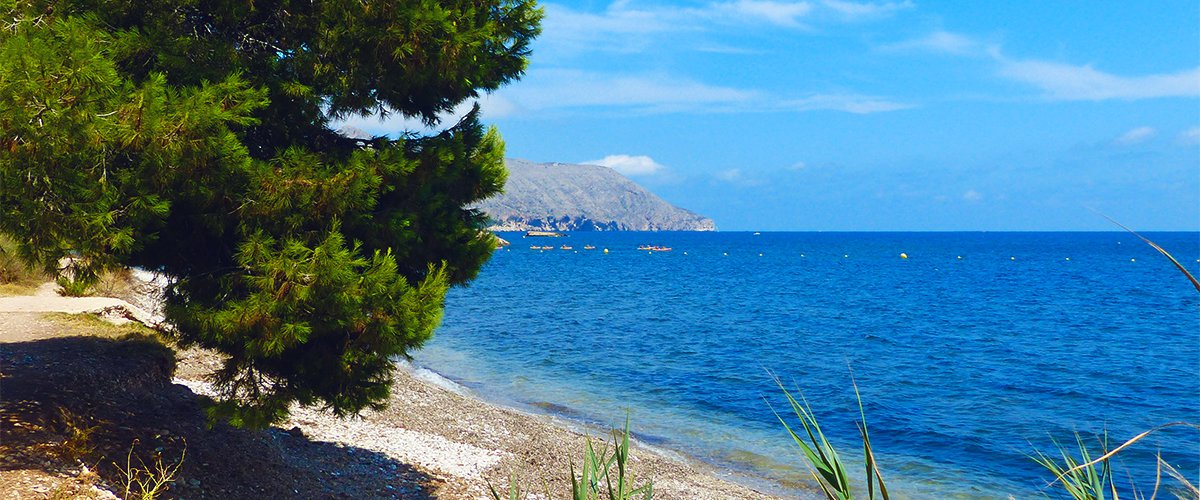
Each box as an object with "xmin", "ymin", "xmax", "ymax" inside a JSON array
[
  {"xmin": 772, "ymin": 376, "xmax": 888, "ymax": 500},
  {"xmin": 1032, "ymin": 432, "xmax": 1117, "ymax": 500},
  {"xmin": 774, "ymin": 377, "xmax": 1199, "ymax": 499},
  {"xmin": 1031, "ymin": 423, "xmax": 1200, "ymax": 500},
  {"xmin": 0, "ymin": 0, "xmax": 541, "ymax": 427},
  {"xmin": 56, "ymin": 274, "xmax": 94, "ymax": 297},
  {"xmin": 570, "ymin": 418, "xmax": 653, "ymax": 500}
]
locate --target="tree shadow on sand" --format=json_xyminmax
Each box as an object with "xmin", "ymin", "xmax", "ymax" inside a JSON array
[{"xmin": 0, "ymin": 334, "xmax": 440, "ymax": 499}]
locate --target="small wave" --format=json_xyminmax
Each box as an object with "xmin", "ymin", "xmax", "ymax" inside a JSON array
[{"xmin": 395, "ymin": 359, "xmax": 470, "ymax": 396}]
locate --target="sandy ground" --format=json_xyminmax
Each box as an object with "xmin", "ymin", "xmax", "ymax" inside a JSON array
[{"xmin": 0, "ymin": 278, "xmax": 794, "ymax": 499}]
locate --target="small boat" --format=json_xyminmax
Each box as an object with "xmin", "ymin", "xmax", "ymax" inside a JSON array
[
  {"xmin": 529, "ymin": 245, "xmax": 540, "ymax": 250},
  {"xmin": 637, "ymin": 245, "xmax": 672, "ymax": 252},
  {"xmin": 560, "ymin": 245, "xmax": 573, "ymax": 250},
  {"xmin": 524, "ymin": 230, "xmax": 564, "ymax": 237},
  {"xmin": 541, "ymin": 246, "xmax": 554, "ymax": 250},
  {"xmin": 583, "ymin": 245, "xmax": 596, "ymax": 250}
]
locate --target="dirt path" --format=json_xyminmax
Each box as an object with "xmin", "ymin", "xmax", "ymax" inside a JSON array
[{"xmin": 0, "ymin": 283, "xmax": 159, "ymax": 327}]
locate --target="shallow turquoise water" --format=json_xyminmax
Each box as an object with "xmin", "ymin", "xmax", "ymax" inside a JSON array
[{"xmin": 414, "ymin": 232, "xmax": 1200, "ymax": 498}]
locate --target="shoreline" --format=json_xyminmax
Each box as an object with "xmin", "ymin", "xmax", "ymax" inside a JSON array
[
  {"xmin": 397, "ymin": 359, "xmax": 805, "ymax": 497},
  {"xmin": 0, "ymin": 277, "xmax": 796, "ymax": 498},
  {"xmin": 173, "ymin": 343, "xmax": 793, "ymax": 499}
]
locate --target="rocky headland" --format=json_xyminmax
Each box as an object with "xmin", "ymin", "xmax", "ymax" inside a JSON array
[{"xmin": 476, "ymin": 159, "xmax": 716, "ymax": 231}]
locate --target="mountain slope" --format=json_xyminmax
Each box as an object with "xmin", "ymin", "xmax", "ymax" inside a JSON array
[{"xmin": 476, "ymin": 159, "xmax": 715, "ymax": 231}]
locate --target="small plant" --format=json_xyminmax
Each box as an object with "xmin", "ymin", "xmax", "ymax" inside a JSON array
[
  {"xmin": 771, "ymin": 375, "xmax": 888, "ymax": 500},
  {"xmin": 492, "ymin": 418, "xmax": 652, "ymax": 500},
  {"xmin": 56, "ymin": 275, "xmax": 95, "ymax": 297},
  {"xmin": 56, "ymin": 407, "xmax": 99, "ymax": 462},
  {"xmin": 488, "ymin": 475, "xmax": 538, "ymax": 500},
  {"xmin": 570, "ymin": 417, "xmax": 653, "ymax": 500},
  {"xmin": 1032, "ymin": 423, "xmax": 1200, "ymax": 500},
  {"xmin": 1031, "ymin": 431, "xmax": 1117, "ymax": 500},
  {"xmin": 114, "ymin": 439, "xmax": 186, "ymax": 500}
]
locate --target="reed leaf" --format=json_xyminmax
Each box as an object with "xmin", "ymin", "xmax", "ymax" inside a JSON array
[
  {"xmin": 770, "ymin": 373, "xmax": 890, "ymax": 500},
  {"xmin": 1093, "ymin": 212, "xmax": 1200, "ymax": 293}
]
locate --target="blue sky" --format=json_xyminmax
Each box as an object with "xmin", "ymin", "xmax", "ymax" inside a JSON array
[{"xmin": 345, "ymin": 1, "xmax": 1200, "ymax": 231}]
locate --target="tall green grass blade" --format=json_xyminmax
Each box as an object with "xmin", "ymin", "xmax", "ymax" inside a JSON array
[
  {"xmin": 770, "ymin": 374, "xmax": 859, "ymax": 499},
  {"xmin": 852, "ymin": 377, "xmax": 890, "ymax": 500}
]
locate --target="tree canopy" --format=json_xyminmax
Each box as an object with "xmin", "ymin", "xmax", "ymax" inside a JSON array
[{"xmin": 0, "ymin": 0, "xmax": 541, "ymax": 427}]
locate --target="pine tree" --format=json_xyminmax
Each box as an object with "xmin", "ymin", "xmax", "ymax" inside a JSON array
[{"xmin": 0, "ymin": 0, "xmax": 541, "ymax": 427}]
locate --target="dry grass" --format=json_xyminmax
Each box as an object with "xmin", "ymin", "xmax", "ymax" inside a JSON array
[
  {"xmin": 56, "ymin": 407, "xmax": 100, "ymax": 462},
  {"xmin": 115, "ymin": 440, "xmax": 186, "ymax": 500},
  {"xmin": 45, "ymin": 312, "xmax": 162, "ymax": 339},
  {"xmin": 0, "ymin": 233, "xmax": 47, "ymax": 296}
]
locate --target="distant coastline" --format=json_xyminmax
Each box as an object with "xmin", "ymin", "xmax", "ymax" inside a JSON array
[{"xmin": 477, "ymin": 159, "xmax": 717, "ymax": 231}]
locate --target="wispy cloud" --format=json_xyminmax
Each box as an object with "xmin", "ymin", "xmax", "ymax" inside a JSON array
[
  {"xmin": 585, "ymin": 154, "xmax": 667, "ymax": 176},
  {"xmin": 996, "ymin": 59, "xmax": 1200, "ymax": 101},
  {"xmin": 538, "ymin": 3, "xmax": 678, "ymax": 56},
  {"xmin": 504, "ymin": 69, "xmax": 757, "ymax": 112},
  {"xmin": 538, "ymin": 0, "xmax": 912, "ymax": 57},
  {"xmin": 886, "ymin": 30, "xmax": 1200, "ymax": 101},
  {"xmin": 821, "ymin": 0, "xmax": 914, "ymax": 20},
  {"xmin": 716, "ymin": 168, "xmax": 744, "ymax": 182},
  {"xmin": 881, "ymin": 30, "xmax": 987, "ymax": 56},
  {"xmin": 499, "ymin": 70, "xmax": 909, "ymax": 115},
  {"xmin": 962, "ymin": 189, "xmax": 983, "ymax": 202},
  {"xmin": 780, "ymin": 93, "xmax": 914, "ymax": 113},
  {"xmin": 709, "ymin": 0, "xmax": 814, "ymax": 27},
  {"xmin": 1113, "ymin": 126, "xmax": 1157, "ymax": 146},
  {"xmin": 1178, "ymin": 127, "xmax": 1200, "ymax": 146}
]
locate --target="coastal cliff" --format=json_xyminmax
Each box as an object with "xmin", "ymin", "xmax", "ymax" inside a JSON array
[{"xmin": 476, "ymin": 159, "xmax": 716, "ymax": 231}]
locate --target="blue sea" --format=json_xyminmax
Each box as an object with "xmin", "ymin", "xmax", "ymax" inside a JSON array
[{"xmin": 413, "ymin": 232, "xmax": 1200, "ymax": 498}]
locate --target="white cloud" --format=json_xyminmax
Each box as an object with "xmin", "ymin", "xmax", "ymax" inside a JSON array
[
  {"xmin": 710, "ymin": 0, "xmax": 814, "ymax": 27},
  {"xmin": 885, "ymin": 30, "xmax": 1200, "ymax": 102},
  {"xmin": 586, "ymin": 155, "xmax": 667, "ymax": 176},
  {"xmin": 504, "ymin": 69, "xmax": 757, "ymax": 112},
  {"xmin": 780, "ymin": 94, "xmax": 914, "ymax": 113},
  {"xmin": 1178, "ymin": 127, "xmax": 1200, "ymax": 146},
  {"xmin": 716, "ymin": 168, "xmax": 744, "ymax": 182},
  {"xmin": 538, "ymin": 0, "xmax": 910, "ymax": 58},
  {"xmin": 539, "ymin": 3, "xmax": 676, "ymax": 56},
  {"xmin": 1113, "ymin": 126, "xmax": 1157, "ymax": 146},
  {"xmin": 789, "ymin": 161, "xmax": 808, "ymax": 170},
  {"xmin": 882, "ymin": 30, "xmax": 985, "ymax": 56},
  {"xmin": 497, "ymin": 70, "xmax": 910, "ymax": 115},
  {"xmin": 997, "ymin": 59, "xmax": 1200, "ymax": 101},
  {"xmin": 962, "ymin": 189, "xmax": 983, "ymax": 202},
  {"xmin": 332, "ymin": 94, "xmax": 516, "ymax": 136},
  {"xmin": 821, "ymin": 0, "xmax": 913, "ymax": 19}
]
